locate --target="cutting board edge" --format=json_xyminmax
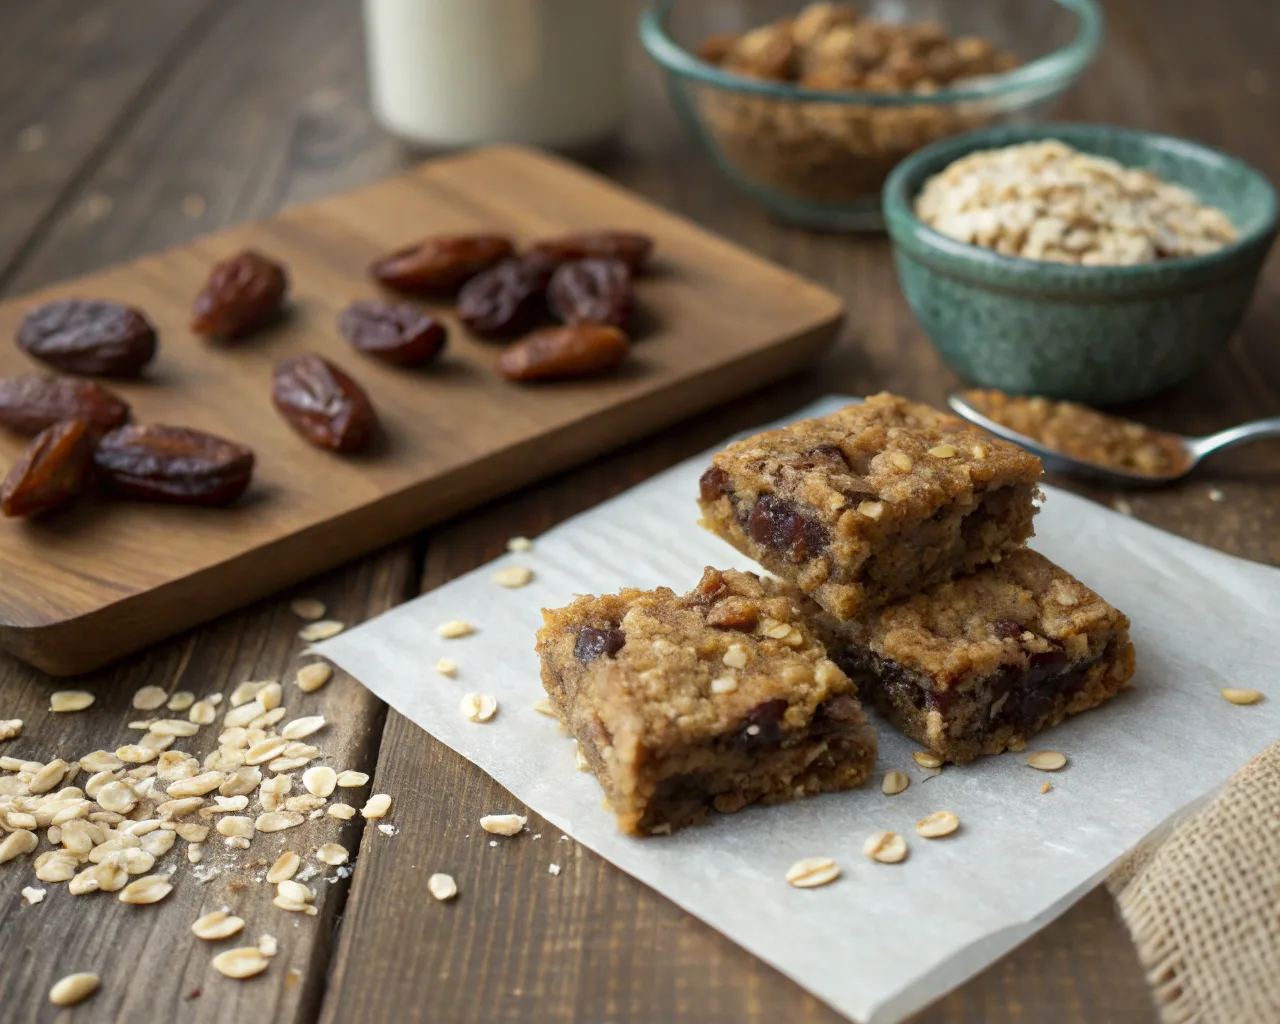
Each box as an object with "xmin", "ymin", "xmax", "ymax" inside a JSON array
[{"xmin": 0, "ymin": 310, "xmax": 844, "ymax": 677}]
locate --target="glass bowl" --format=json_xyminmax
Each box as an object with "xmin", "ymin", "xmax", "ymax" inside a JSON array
[{"xmin": 640, "ymin": 0, "xmax": 1103, "ymax": 231}]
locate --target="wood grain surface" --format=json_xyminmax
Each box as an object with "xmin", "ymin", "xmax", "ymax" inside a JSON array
[
  {"xmin": 1, "ymin": 0, "xmax": 1277, "ymax": 1022},
  {"xmin": 0, "ymin": 145, "xmax": 841, "ymax": 676}
]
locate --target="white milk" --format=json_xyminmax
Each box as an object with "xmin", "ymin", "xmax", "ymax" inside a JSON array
[{"xmin": 363, "ymin": 0, "xmax": 631, "ymax": 149}]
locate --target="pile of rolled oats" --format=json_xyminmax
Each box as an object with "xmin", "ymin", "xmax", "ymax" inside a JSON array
[
  {"xmin": 914, "ymin": 140, "xmax": 1239, "ymax": 264},
  {"xmin": 0, "ymin": 601, "xmax": 395, "ymax": 1002},
  {"xmin": 696, "ymin": 2, "xmax": 1018, "ymax": 204}
]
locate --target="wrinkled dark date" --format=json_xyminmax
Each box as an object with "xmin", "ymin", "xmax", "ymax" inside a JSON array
[
  {"xmin": 732, "ymin": 698, "xmax": 789, "ymax": 749},
  {"xmin": 94, "ymin": 424, "xmax": 254, "ymax": 506},
  {"xmin": 548, "ymin": 258, "xmax": 633, "ymax": 328},
  {"xmin": 574, "ymin": 627, "xmax": 626, "ymax": 664},
  {"xmin": 1, "ymin": 420, "xmax": 95, "ymax": 518},
  {"xmin": 0, "ymin": 373, "xmax": 129, "ymax": 437},
  {"xmin": 993, "ymin": 618, "xmax": 1023, "ymax": 639},
  {"xmin": 529, "ymin": 231, "xmax": 654, "ymax": 274},
  {"xmin": 337, "ymin": 300, "xmax": 447, "ymax": 367},
  {"xmin": 698, "ymin": 467, "xmax": 730, "ymax": 503},
  {"xmin": 191, "ymin": 250, "xmax": 289, "ymax": 339},
  {"xmin": 457, "ymin": 256, "xmax": 555, "ymax": 338},
  {"xmin": 17, "ymin": 299, "xmax": 157, "ymax": 377},
  {"xmin": 272, "ymin": 354, "xmax": 377, "ymax": 454},
  {"xmin": 370, "ymin": 234, "xmax": 514, "ymax": 296},
  {"xmin": 747, "ymin": 494, "xmax": 826, "ymax": 561},
  {"xmin": 497, "ymin": 324, "xmax": 628, "ymax": 382}
]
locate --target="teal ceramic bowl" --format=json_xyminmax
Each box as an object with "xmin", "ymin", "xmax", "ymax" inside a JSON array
[
  {"xmin": 883, "ymin": 123, "xmax": 1278, "ymax": 404},
  {"xmin": 640, "ymin": 0, "xmax": 1103, "ymax": 231}
]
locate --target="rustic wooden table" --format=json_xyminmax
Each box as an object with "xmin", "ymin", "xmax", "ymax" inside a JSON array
[{"xmin": 1, "ymin": 1, "xmax": 1276, "ymax": 1021}]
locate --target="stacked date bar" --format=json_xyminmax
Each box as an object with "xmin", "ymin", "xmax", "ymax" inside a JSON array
[
  {"xmin": 815, "ymin": 549, "xmax": 1136, "ymax": 764},
  {"xmin": 536, "ymin": 568, "xmax": 876, "ymax": 835},
  {"xmin": 697, "ymin": 393, "xmax": 1044, "ymax": 620}
]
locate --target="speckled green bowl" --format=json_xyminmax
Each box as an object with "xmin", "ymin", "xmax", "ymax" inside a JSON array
[{"xmin": 883, "ymin": 123, "xmax": 1278, "ymax": 404}]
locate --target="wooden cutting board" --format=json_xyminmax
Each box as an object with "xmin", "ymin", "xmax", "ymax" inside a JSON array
[{"xmin": 0, "ymin": 145, "xmax": 843, "ymax": 677}]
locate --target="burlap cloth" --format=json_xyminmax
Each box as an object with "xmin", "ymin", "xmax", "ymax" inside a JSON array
[{"xmin": 1107, "ymin": 739, "xmax": 1280, "ymax": 1024}]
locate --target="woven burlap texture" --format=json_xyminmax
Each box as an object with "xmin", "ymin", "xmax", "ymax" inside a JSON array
[{"xmin": 1108, "ymin": 739, "xmax": 1280, "ymax": 1024}]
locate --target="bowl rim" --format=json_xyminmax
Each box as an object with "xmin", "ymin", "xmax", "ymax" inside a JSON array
[
  {"xmin": 638, "ymin": 0, "xmax": 1104, "ymax": 106},
  {"xmin": 882, "ymin": 122, "xmax": 1280, "ymax": 282}
]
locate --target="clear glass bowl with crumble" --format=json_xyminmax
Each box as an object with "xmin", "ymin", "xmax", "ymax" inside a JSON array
[{"xmin": 640, "ymin": 0, "xmax": 1103, "ymax": 231}]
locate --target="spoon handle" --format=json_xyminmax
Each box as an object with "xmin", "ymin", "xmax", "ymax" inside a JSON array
[{"xmin": 1189, "ymin": 417, "xmax": 1280, "ymax": 459}]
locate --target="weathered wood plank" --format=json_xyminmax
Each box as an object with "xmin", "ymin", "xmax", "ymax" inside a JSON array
[{"xmin": 0, "ymin": 0, "xmax": 219, "ymax": 282}]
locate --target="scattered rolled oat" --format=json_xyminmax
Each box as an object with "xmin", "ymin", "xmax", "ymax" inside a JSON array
[
  {"xmin": 881, "ymin": 770, "xmax": 910, "ymax": 796},
  {"xmin": 493, "ymin": 565, "xmax": 534, "ymax": 589},
  {"xmin": 258, "ymin": 934, "xmax": 278, "ymax": 957},
  {"xmin": 437, "ymin": 620, "xmax": 474, "ymax": 639},
  {"xmin": 167, "ymin": 690, "xmax": 196, "ymax": 712},
  {"xmin": 327, "ymin": 803, "xmax": 356, "ymax": 820},
  {"xmin": 49, "ymin": 972, "xmax": 100, "ymax": 1007},
  {"xmin": 916, "ymin": 140, "xmax": 1238, "ymax": 264},
  {"xmin": 335, "ymin": 770, "xmax": 368, "ymax": 788},
  {"xmin": 915, "ymin": 810, "xmax": 961, "ymax": 839},
  {"xmin": 50, "ymin": 690, "xmax": 95, "ymax": 713},
  {"xmin": 361, "ymin": 794, "xmax": 392, "ymax": 819},
  {"xmin": 282, "ymin": 716, "xmax": 326, "ymax": 740},
  {"xmin": 912, "ymin": 750, "xmax": 943, "ymax": 769},
  {"xmin": 480, "ymin": 813, "xmax": 526, "ymax": 836},
  {"xmin": 256, "ymin": 811, "xmax": 304, "ymax": 833},
  {"xmin": 192, "ymin": 910, "xmax": 246, "ymax": 940},
  {"xmin": 863, "ymin": 830, "xmax": 908, "ymax": 864},
  {"xmin": 211, "ymin": 946, "xmax": 270, "ymax": 980},
  {"xmin": 573, "ymin": 742, "xmax": 590, "ymax": 772},
  {"xmin": 0, "ymin": 719, "xmax": 21, "ymax": 741},
  {"xmin": 428, "ymin": 872, "xmax": 457, "ymax": 901},
  {"xmin": 316, "ymin": 843, "xmax": 349, "ymax": 866},
  {"xmin": 299, "ymin": 620, "xmax": 344, "ymax": 642},
  {"xmin": 290, "ymin": 597, "xmax": 326, "ymax": 621},
  {"xmin": 1040, "ymin": 782, "xmax": 1053, "ymax": 794},
  {"xmin": 303, "ymin": 766, "xmax": 337, "ymax": 798},
  {"xmin": 132, "ymin": 685, "xmax": 168, "ymax": 711},
  {"xmin": 460, "ymin": 693, "xmax": 498, "ymax": 723},
  {"xmin": 296, "ymin": 662, "xmax": 333, "ymax": 693},
  {"xmin": 547, "ymin": 863, "xmax": 561, "ymax": 876},
  {"xmin": 119, "ymin": 874, "xmax": 174, "ymax": 904},
  {"xmin": 21, "ymin": 885, "xmax": 45, "ymax": 904},
  {"xmin": 1026, "ymin": 751, "xmax": 1068, "ymax": 771},
  {"xmin": 0, "ymin": 829, "xmax": 38, "ymax": 864},
  {"xmin": 785, "ymin": 857, "xmax": 840, "ymax": 889},
  {"xmin": 531, "ymin": 698, "xmax": 557, "ymax": 718},
  {"xmin": 927, "ymin": 444, "xmax": 957, "ymax": 459},
  {"xmin": 268, "ymin": 851, "xmax": 301, "ymax": 883},
  {"xmin": 435, "ymin": 658, "xmax": 458, "ymax": 677},
  {"xmin": 1222, "ymin": 688, "xmax": 1264, "ymax": 706},
  {"xmin": 1208, "ymin": 488, "xmax": 1225, "ymax": 502},
  {"xmin": 217, "ymin": 816, "xmax": 254, "ymax": 838},
  {"xmin": 189, "ymin": 699, "xmax": 218, "ymax": 725}
]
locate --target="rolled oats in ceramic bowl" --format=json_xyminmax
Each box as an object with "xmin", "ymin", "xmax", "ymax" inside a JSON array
[
  {"xmin": 640, "ymin": 0, "xmax": 1102, "ymax": 230},
  {"xmin": 883, "ymin": 123, "xmax": 1278, "ymax": 403}
]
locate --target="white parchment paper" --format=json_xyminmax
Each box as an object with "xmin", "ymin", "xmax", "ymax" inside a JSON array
[{"xmin": 317, "ymin": 396, "xmax": 1280, "ymax": 1024}]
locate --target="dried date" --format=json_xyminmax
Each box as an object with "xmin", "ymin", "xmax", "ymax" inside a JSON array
[
  {"xmin": 1, "ymin": 420, "xmax": 95, "ymax": 518},
  {"xmin": 0, "ymin": 373, "xmax": 129, "ymax": 437},
  {"xmin": 337, "ymin": 300, "xmax": 447, "ymax": 367},
  {"xmin": 272, "ymin": 354, "xmax": 377, "ymax": 453},
  {"xmin": 191, "ymin": 250, "xmax": 289, "ymax": 339},
  {"xmin": 370, "ymin": 234, "xmax": 514, "ymax": 296},
  {"xmin": 529, "ymin": 231, "xmax": 654, "ymax": 273},
  {"xmin": 497, "ymin": 324, "xmax": 628, "ymax": 382},
  {"xmin": 457, "ymin": 256, "xmax": 555, "ymax": 338},
  {"xmin": 16, "ymin": 299, "xmax": 157, "ymax": 377},
  {"xmin": 548, "ymin": 258, "xmax": 633, "ymax": 328},
  {"xmin": 94, "ymin": 424, "xmax": 255, "ymax": 506}
]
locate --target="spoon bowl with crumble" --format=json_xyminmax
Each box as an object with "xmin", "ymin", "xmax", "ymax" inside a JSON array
[{"xmin": 947, "ymin": 388, "xmax": 1280, "ymax": 486}]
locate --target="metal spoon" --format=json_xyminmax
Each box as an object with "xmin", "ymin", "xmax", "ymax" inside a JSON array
[{"xmin": 945, "ymin": 390, "xmax": 1280, "ymax": 487}]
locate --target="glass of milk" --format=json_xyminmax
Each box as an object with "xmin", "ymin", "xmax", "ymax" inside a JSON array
[{"xmin": 364, "ymin": 0, "xmax": 632, "ymax": 150}]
